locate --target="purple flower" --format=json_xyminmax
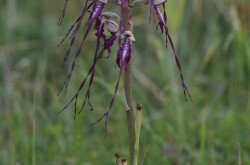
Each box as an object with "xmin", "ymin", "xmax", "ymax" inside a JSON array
[
  {"xmin": 90, "ymin": 31, "xmax": 135, "ymax": 136},
  {"xmin": 149, "ymin": 0, "xmax": 192, "ymax": 101},
  {"xmin": 58, "ymin": 0, "xmax": 108, "ymax": 96},
  {"xmin": 57, "ymin": 0, "xmax": 191, "ymax": 134},
  {"xmin": 57, "ymin": 1, "xmax": 122, "ymax": 122}
]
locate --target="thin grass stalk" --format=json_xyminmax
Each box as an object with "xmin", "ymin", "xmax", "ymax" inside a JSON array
[
  {"xmin": 134, "ymin": 105, "xmax": 142, "ymax": 165},
  {"xmin": 32, "ymin": 92, "xmax": 36, "ymax": 165}
]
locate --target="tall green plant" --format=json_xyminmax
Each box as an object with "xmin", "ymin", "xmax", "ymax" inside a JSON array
[{"xmin": 57, "ymin": 0, "xmax": 191, "ymax": 164}]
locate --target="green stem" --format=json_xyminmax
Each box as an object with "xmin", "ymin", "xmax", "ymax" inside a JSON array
[
  {"xmin": 32, "ymin": 90, "xmax": 36, "ymax": 165},
  {"xmin": 124, "ymin": 61, "xmax": 136, "ymax": 165},
  {"xmin": 122, "ymin": 1, "xmax": 136, "ymax": 164},
  {"xmin": 126, "ymin": 108, "xmax": 135, "ymax": 164}
]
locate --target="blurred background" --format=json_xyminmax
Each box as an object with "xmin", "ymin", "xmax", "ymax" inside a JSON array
[{"xmin": 0, "ymin": 0, "xmax": 249, "ymax": 164}]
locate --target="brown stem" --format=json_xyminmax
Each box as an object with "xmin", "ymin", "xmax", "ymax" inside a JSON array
[{"xmin": 121, "ymin": 1, "xmax": 136, "ymax": 164}]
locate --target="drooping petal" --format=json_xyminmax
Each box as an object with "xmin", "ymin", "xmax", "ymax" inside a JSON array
[
  {"xmin": 153, "ymin": 4, "xmax": 192, "ymax": 101},
  {"xmin": 59, "ymin": 0, "xmax": 94, "ymax": 69},
  {"xmin": 59, "ymin": 19, "xmax": 108, "ymax": 118},
  {"xmin": 58, "ymin": 3, "xmax": 105, "ymax": 96},
  {"xmin": 99, "ymin": 34, "xmax": 117, "ymax": 58},
  {"xmin": 58, "ymin": 0, "xmax": 69, "ymax": 26},
  {"xmin": 165, "ymin": 30, "xmax": 192, "ymax": 101},
  {"xmin": 78, "ymin": 20, "xmax": 106, "ymax": 113}
]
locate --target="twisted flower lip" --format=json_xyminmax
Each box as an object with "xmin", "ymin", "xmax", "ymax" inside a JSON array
[{"xmin": 151, "ymin": 2, "xmax": 192, "ymax": 101}]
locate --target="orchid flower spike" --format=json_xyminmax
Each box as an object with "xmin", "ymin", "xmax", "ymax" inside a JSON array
[{"xmin": 57, "ymin": 0, "xmax": 192, "ymax": 135}]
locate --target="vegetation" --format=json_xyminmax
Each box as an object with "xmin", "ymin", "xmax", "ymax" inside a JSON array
[{"xmin": 0, "ymin": 0, "xmax": 249, "ymax": 164}]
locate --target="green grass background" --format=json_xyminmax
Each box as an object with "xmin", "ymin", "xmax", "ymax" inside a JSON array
[{"xmin": 0, "ymin": 0, "xmax": 249, "ymax": 164}]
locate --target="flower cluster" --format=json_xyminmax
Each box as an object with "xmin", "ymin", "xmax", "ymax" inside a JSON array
[{"xmin": 57, "ymin": 0, "xmax": 191, "ymax": 125}]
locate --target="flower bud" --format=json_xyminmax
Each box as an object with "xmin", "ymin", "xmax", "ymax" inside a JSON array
[
  {"xmin": 107, "ymin": 20, "xmax": 119, "ymax": 33},
  {"xmin": 101, "ymin": 12, "xmax": 121, "ymax": 21},
  {"xmin": 122, "ymin": 31, "xmax": 135, "ymax": 41},
  {"xmin": 154, "ymin": 0, "xmax": 166, "ymax": 6},
  {"xmin": 98, "ymin": 0, "xmax": 108, "ymax": 4}
]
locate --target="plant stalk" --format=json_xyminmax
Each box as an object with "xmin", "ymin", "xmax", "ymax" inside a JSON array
[{"xmin": 121, "ymin": 1, "xmax": 136, "ymax": 164}]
